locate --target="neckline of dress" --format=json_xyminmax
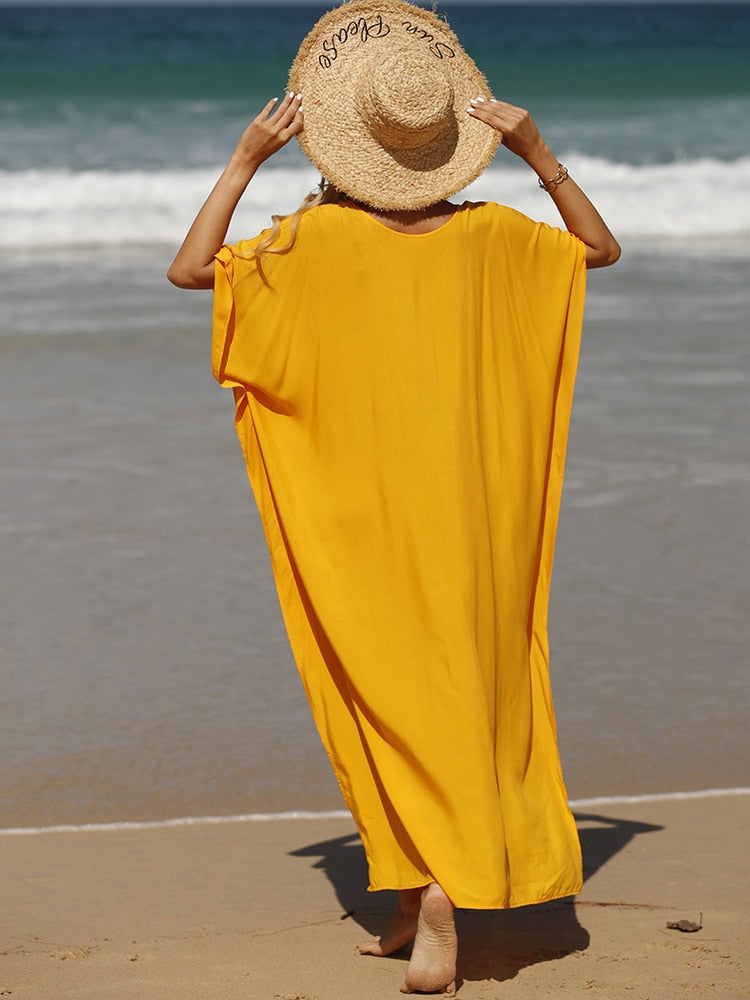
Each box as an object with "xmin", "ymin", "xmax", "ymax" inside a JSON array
[{"xmin": 347, "ymin": 201, "xmax": 465, "ymax": 237}]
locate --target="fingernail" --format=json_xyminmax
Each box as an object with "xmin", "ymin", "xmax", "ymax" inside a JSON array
[
  {"xmin": 288, "ymin": 91, "xmax": 295, "ymax": 99},
  {"xmin": 296, "ymin": 92, "xmax": 302, "ymax": 100}
]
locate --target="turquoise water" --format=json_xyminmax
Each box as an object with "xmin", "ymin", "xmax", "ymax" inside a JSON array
[
  {"xmin": 3, "ymin": 4, "xmax": 749, "ymax": 107},
  {"xmin": 1, "ymin": 4, "xmax": 749, "ymax": 251}
]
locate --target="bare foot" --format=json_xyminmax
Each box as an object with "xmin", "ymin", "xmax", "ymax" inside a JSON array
[
  {"xmin": 359, "ymin": 887, "xmax": 423, "ymax": 956},
  {"xmin": 401, "ymin": 883, "xmax": 457, "ymax": 995}
]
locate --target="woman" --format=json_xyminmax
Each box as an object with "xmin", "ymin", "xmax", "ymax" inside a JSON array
[{"xmin": 169, "ymin": 1, "xmax": 619, "ymax": 994}]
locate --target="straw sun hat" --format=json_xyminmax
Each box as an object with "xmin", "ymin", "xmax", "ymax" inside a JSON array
[{"xmin": 288, "ymin": 0, "xmax": 501, "ymax": 211}]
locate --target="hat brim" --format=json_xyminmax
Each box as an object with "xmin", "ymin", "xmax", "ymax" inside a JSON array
[{"xmin": 288, "ymin": 0, "xmax": 501, "ymax": 211}]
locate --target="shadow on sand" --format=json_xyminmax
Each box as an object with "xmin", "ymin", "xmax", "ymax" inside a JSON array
[{"xmin": 289, "ymin": 810, "xmax": 663, "ymax": 986}]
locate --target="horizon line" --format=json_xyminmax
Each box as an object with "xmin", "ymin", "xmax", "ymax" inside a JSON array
[{"xmin": 2, "ymin": 0, "xmax": 749, "ymax": 7}]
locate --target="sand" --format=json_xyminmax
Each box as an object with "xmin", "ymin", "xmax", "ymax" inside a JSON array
[
  {"xmin": 1, "ymin": 791, "xmax": 747, "ymax": 999},
  {"xmin": 2, "ymin": 310, "xmax": 749, "ymax": 830}
]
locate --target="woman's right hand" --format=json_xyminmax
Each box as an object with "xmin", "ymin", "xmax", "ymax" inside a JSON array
[
  {"xmin": 468, "ymin": 98, "xmax": 621, "ymax": 269},
  {"xmin": 231, "ymin": 92, "xmax": 304, "ymax": 172}
]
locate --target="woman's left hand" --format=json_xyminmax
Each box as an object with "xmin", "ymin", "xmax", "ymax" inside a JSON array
[
  {"xmin": 167, "ymin": 94, "xmax": 305, "ymax": 289},
  {"xmin": 231, "ymin": 93, "xmax": 304, "ymax": 173}
]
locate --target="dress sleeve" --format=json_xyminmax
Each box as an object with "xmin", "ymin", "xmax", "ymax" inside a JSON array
[
  {"xmin": 212, "ymin": 239, "xmax": 269, "ymax": 390},
  {"xmin": 212, "ymin": 244, "xmax": 240, "ymax": 388},
  {"xmin": 492, "ymin": 205, "xmax": 587, "ymax": 365}
]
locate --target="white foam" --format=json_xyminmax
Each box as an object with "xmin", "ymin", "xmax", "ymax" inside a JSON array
[
  {"xmin": 0, "ymin": 809, "xmax": 352, "ymax": 837},
  {"xmin": 1, "ymin": 789, "xmax": 747, "ymax": 837},
  {"xmin": 0, "ymin": 165, "xmax": 320, "ymax": 251},
  {"xmin": 465, "ymin": 154, "xmax": 750, "ymax": 240},
  {"xmin": 2, "ymin": 155, "xmax": 749, "ymax": 249},
  {"xmin": 568, "ymin": 787, "xmax": 750, "ymax": 808}
]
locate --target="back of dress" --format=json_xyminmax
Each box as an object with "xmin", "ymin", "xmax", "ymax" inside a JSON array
[{"xmin": 212, "ymin": 200, "xmax": 587, "ymax": 909}]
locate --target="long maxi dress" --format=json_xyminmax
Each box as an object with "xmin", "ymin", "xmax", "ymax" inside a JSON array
[{"xmin": 212, "ymin": 200, "xmax": 587, "ymax": 910}]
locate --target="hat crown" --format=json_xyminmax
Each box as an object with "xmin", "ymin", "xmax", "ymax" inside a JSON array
[
  {"xmin": 288, "ymin": 0, "xmax": 501, "ymax": 211},
  {"xmin": 356, "ymin": 52, "xmax": 454, "ymax": 151}
]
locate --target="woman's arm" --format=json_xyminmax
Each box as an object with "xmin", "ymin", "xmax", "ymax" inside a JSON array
[
  {"xmin": 467, "ymin": 99, "xmax": 621, "ymax": 269},
  {"xmin": 167, "ymin": 93, "xmax": 303, "ymax": 290}
]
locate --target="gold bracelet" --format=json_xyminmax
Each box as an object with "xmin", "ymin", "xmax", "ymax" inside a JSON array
[{"xmin": 538, "ymin": 164, "xmax": 569, "ymax": 193}]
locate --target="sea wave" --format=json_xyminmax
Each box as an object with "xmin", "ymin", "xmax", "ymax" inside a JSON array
[{"xmin": 2, "ymin": 155, "xmax": 749, "ymax": 249}]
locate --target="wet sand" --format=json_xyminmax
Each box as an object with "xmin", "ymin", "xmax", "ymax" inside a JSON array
[
  {"xmin": 1, "ymin": 243, "xmax": 748, "ymax": 997},
  {"xmin": 1, "ymin": 792, "xmax": 747, "ymax": 999},
  {"xmin": 2, "ymin": 243, "xmax": 749, "ymax": 827}
]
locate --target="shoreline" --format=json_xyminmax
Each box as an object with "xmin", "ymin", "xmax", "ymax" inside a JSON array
[
  {"xmin": 2, "ymin": 791, "xmax": 747, "ymax": 999},
  {"xmin": 2, "ymin": 787, "xmax": 748, "ymax": 838}
]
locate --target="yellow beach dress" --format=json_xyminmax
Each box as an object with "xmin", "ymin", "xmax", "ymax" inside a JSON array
[{"xmin": 212, "ymin": 200, "xmax": 587, "ymax": 910}]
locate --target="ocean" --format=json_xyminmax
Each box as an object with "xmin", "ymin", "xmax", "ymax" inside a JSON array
[
  {"xmin": 3, "ymin": 3, "xmax": 750, "ymax": 254},
  {"xmin": 1, "ymin": 3, "xmax": 748, "ymax": 829}
]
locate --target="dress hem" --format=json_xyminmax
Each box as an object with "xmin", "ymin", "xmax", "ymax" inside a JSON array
[{"xmin": 365, "ymin": 879, "xmax": 584, "ymax": 911}]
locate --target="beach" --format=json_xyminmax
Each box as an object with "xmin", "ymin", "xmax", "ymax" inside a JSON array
[
  {"xmin": 2, "ymin": 246, "xmax": 748, "ymax": 828},
  {"xmin": 1, "ymin": 3, "xmax": 749, "ymax": 996},
  {"xmin": 2, "ymin": 792, "xmax": 748, "ymax": 998},
  {"xmin": 2, "ymin": 245, "xmax": 749, "ymax": 996}
]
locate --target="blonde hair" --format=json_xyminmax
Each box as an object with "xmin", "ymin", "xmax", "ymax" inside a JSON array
[{"xmin": 254, "ymin": 178, "xmax": 346, "ymax": 259}]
